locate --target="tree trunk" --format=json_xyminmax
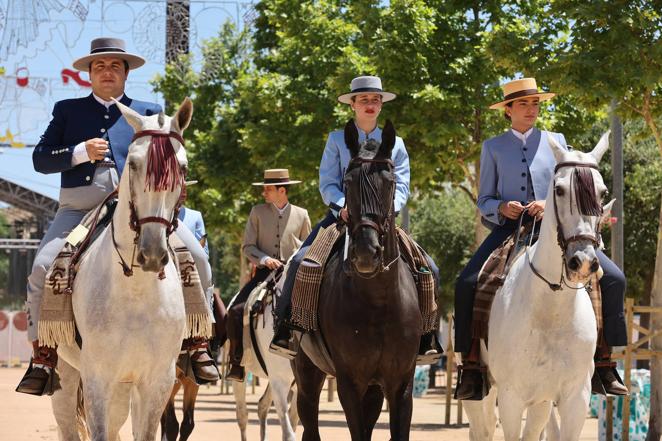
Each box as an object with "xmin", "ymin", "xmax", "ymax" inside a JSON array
[{"xmin": 646, "ymin": 195, "xmax": 662, "ymax": 441}]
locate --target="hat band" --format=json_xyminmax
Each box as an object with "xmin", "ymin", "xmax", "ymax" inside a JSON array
[
  {"xmin": 350, "ymin": 87, "xmax": 384, "ymax": 94},
  {"xmin": 503, "ymin": 88, "xmax": 543, "ymax": 102},
  {"xmin": 263, "ymin": 177, "xmax": 291, "ymax": 184},
  {"xmin": 91, "ymin": 47, "xmax": 128, "ymax": 54}
]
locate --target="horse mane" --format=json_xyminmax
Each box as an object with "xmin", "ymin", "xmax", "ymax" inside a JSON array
[
  {"xmin": 144, "ymin": 134, "xmax": 182, "ymax": 192},
  {"xmin": 572, "ymin": 167, "xmax": 602, "ymax": 216}
]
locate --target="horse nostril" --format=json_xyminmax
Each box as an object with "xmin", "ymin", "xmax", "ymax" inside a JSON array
[
  {"xmin": 590, "ymin": 258, "xmax": 600, "ymax": 273},
  {"xmin": 568, "ymin": 256, "xmax": 581, "ymax": 271},
  {"xmin": 137, "ymin": 251, "xmax": 146, "ymax": 265}
]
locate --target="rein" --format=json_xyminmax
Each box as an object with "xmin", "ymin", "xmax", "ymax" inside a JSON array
[
  {"xmin": 345, "ymin": 157, "xmax": 399, "ymax": 279},
  {"xmin": 111, "ymin": 129, "xmax": 186, "ymax": 278},
  {"xmin": 527, "ymin": 160, "xmax": 602, "ymax": 291}
]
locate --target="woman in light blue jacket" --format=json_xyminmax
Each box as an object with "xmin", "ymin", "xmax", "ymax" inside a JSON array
[{"xmin": 453, "ymin": 78, "xmax": 628, "ymax": 400}]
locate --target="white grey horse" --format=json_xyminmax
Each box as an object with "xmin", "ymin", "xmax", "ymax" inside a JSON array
[
  {"xmin": 232, "ymin": 274, "xmax": 298, "ymax": 441},
  {"xmin": 463, "ymin": 132, "xmax": 614, "ymax": 441},
  {"xmin": 52, "ymin": 98, "xmax": 193, "ymax": 441}
]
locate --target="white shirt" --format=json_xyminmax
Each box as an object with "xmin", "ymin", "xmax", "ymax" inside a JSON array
[
  {"xmin": 71, "ymin": 93, "xmax": 125, "ymax": 166},
  {"xmin": 510, "ymin": 127, "xmax": 534, "ymax": 145}
]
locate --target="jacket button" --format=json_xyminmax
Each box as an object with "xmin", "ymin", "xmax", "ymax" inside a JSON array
[
  {"xmin": 85, "ymin": 176, "xmax": 91, "ymax": 181},
  {"xmin": 275, "ymin": 244, "xmax": 279, "ymax": 248},
  {"xmin": 520, "ymin": 186, "xmax": 525, "ymax": 191},
  {"xmin": 523, "ymin": 147, "xmax": 528, "ymax": 151},
  {"xmin": 100, "ymin": 128, "xmax": 106, "ymax": 133},
  {"xmin": 521, "ymin": 158, "xmax": 526, "ymax": 163},
  {"xmin": 521, "ymin": 172, "xmax": 526, "ymax": 177},
  {"xmin": 104, "ymin": 115, "xmax": 110, "ymax": 119}
]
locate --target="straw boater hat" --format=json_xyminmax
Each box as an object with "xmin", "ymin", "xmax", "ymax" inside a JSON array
[
  {"xmin": 489, "ymin": 78, "xmax": 555, "ymax": 110},
  {"xmin": 337, "ymin": 76, "xmax": 396, "ymax": 104},
  {"xmin": 252, "ymin": 169, "xmax": 301, "ymax": 186},
  {"xmin": 73, "ymin": 37, "xmax": 145, "ymax": 72}
]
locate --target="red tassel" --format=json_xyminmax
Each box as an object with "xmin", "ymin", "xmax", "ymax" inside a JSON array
[{"xmin": 145, "ymin": 135, "xmax": 181, "ymax": 192}]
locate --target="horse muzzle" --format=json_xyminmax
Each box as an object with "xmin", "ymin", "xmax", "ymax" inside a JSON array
[
  {"xmin": 564, "ymin": 243, "xmax": 600, "ymax": 283},
  {"xmin": 350, "ymin": 244, "xmax": 381, "ymax": 275},
  {"xmin": 137, "ymin": 227, "xmax": 169, "ymax": 273}
]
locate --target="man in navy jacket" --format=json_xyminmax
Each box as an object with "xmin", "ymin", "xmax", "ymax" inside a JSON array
[{"xmin": 17, "ymin": 38, "xmax": 218, "ymax": 395}]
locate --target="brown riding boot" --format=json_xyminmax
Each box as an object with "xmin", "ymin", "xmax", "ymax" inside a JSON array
[
  {"xmin": 591, "ymin": 340, "xmax": 628, "ymax": 396},
  {"xmin": 16, "ymin": 341, "xmax": 60, "ymax": 396},
  {"xmin": 182, "ymin": 337, "xmax": 219, "ymax": 382},
  {"xmin": 454, "ymin": 361, "xmax": 487, "ymax": 401},
  {"xmin": 226, "ymin": 303, "xmax": 246, "ymax": 382}
]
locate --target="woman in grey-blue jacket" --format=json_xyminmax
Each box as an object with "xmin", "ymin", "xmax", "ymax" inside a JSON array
[{"xmin": 453, "ymin": 78, "xmax": 628, "ymax": 400}]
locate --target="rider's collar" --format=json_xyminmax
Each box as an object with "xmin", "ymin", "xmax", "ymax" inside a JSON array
[
  {"xmin": 354, "ymin": 121, "xmax": 380, "ymax": 142},
  {"xmin": 510, "ymin": 127, "xmax": 534, "ymax": 144},
  {"xmin": 93, "ymin": 93, "xmax": 125, "ymax": 109}
]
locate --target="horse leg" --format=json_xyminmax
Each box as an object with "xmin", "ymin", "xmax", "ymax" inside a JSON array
[
  {"xmin": 385, "ymin": 376, "xmax": 414, "ymax": 441},
  {"xmin": 287, "ymin": 383, "xmax": 299, "ymax": 429},
  {"xmin": 335, "ymin": 376, "xmax": 369, "ymax": 441},
  {"xmin": 362, "ymin": 384, "xmax": 384, "ymax": 440},
  {"xmin": 51, "ymin": 358, "xmax": 82, "ymax": 441},
  {"xmin": 107, "ymin": 383, "xmax": 131, "ymax": 441},
  {"xmin": 131, "ymin": 378, "xmax": 177, "ymax": 441},
  {"xmin": 80, "ymin": 369, "xmax": 114, "ymax": 441},
  {"xmin": 556, "ymin": 387, "xmax": 590, "ymax": 441},
  {"xmin": 270, "ymin": 376, "xmax": 297, "ymax": 441},
  {"xmin": 294, "ymin": 351, "xmax": 326, "ymax": 441},
  {"xmin": 521, "ymin": 401, "xmax": 552, "ymax": 441},
  {"xmin": 496, "ymin": 389, "xmax": 525, "ymax": 441},
  {"xmin": 257, "ymin": 381, "xmax": 273, "ymax": 441},
  {"xmin": 179, "ymin": 378, "xmax": 199, "ymax": 441},
  {"xmin": 232, "ymin": 377, "xmax": 249, "ymax": 441},
  {"xmin": 160, "ymin": 381, "xmax": 181, "ymax": 441}
]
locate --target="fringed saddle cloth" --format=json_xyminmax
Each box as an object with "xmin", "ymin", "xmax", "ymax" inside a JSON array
[
  {"xmin": 290, "ymin": 223, "xmax": 438, "ymax": 333},
  {"xmin": 471, "ymin": 225, "xmax": 603, "ymax": 343},
  {"xmin": 38, "ymin": 198, "xmax": 212, "ymax": 348}
]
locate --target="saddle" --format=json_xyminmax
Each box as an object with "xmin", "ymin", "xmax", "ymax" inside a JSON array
[
  {"xmin": 471, "ymin": 223, "xmax": 603, "ymax": 343},
  {"xmin": 38, "ymin": 194, "xmax": 212, "ymax": 349},
  {"xmin": 290, "ymin": 223, "xmax": 438, "ymax": 334}
]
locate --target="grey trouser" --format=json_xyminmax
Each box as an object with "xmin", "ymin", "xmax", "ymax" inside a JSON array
[{"xmin": 26, "ymin": 167, "xmax": 212, "ymax": 341}]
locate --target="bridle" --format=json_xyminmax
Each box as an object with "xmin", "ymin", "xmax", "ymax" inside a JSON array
[
  {"xmin": 111, "ymin": 130, "xmax": 186, "ymax": 278},
  {"xmin": 527, "ymin": 161, "xmax": 602, "ymax": 291},
  {"xmin": 344, "ymin": 156, "xmax": 399, "ymax": 279}
]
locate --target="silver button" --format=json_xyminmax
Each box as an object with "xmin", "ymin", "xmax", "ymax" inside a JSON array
[
  {"xmin": 100, "ymin": 128, "xmax": 106, "ymax": 133},
  {"xmin": 104, "ymin": 115, "xmax": 110, "ymax": 119},
  {"xmin": 85, "ymin": 176, "xmax": 91, "ymax": 181}
]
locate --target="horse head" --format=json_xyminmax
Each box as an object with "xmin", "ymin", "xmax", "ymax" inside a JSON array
[
  {"xmin": 343, "ymin": 119, "xmax": 397, "ymax": 276},
  {"xmin": 115, "ymin": 97, "xmax": 192, "ymax": 273},
  {"xmin": 547, "ymin": 132, "xmax": 615, "ymax": 284}
]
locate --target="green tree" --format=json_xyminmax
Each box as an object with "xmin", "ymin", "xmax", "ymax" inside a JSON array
[{"xmin": 410, "ymin": 189, "xmax": 475, "ymax": 314}]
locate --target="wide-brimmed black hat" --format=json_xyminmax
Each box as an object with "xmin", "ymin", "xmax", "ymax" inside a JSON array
[{"xmin": 73, "ymin": 37, "xmax": 145, "ymax": 72}]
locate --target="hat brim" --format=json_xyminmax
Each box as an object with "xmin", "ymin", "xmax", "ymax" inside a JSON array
[
  {"xmin": 338, "ymin": 91, "xmax": 396, "ymax": 104},
  {"xmin": 252, "ymin": 180, "xmax": 302, "ymax": 186},
  {"xmin": 489, "ymin": 92, "xmax": 555, "ymax": 110},
  {"xmin": 73, "ymin": 52, "xmax": 146, "ymax": 72}
]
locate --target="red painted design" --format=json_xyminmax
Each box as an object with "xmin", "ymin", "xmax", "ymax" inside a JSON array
[{"xmin": 61, "ymin": 69, "xmax": 91, "ymax": 87}]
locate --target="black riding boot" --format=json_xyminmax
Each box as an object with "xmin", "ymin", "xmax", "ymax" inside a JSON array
[
  {"xmin": 417, "ymin": 331, "xmax": 444, "ymax": 365},
  {"xmin": 269, "ymin": 322, "xmax": 296, "ymax": 359}
]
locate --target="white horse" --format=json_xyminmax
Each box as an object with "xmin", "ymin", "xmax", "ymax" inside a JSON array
[
  {"xmin": 463, "ymin": 132, "xmax": 615, "ymax": 441},
  {"xmin": 52, "ymin": 98, "xmax": 193, "ymax": 441},
  {"xmin": 232, "ymin": 273, "xmax": 298, "ymax": 441}
]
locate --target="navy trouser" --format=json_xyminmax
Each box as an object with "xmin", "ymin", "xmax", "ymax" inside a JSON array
[
  {"xmin": 454, "ymin": 218, "xmax": 627, "ymax": 353},
  {"xmin": 275, "ymin": 211, "xmax": 440, "ymax": 328}
]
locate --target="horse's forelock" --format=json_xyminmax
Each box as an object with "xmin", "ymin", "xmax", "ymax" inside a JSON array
[
  {"xmin": 144, "ymin": 135, "xmax": 182, "ymax": 192},
  {"xmin": 572, "ymin": 167, "xmax": 602, "ymax": 217}
]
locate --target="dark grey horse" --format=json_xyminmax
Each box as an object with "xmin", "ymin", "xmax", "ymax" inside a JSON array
[{"xmin": 294, "ymin": 120, "xmax": 421, "ymax": 441}]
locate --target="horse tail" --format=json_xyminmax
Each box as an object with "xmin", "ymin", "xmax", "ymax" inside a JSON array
[{"xmin": 75, "ymin": 380, "xmax": 90, "ymax": 441}]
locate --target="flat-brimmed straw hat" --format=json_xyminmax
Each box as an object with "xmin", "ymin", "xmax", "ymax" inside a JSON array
[
  {"xmin": 252, "ymin": 169, "xmax": 302, "ymax": 186},
  {"xmin": 489, "ymin": 78, "xmax": 555, "ymax": 110},
  {"xmin": 337, "ymin": 76, "xmax": 396, "ymax": 104},
  {"xmin": 73, "ymin": 37, "xmax": 145, "ymax": 72}
]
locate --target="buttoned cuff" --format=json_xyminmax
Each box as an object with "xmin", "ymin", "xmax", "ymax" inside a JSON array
[
  {"xmin": 259, "ymin": 255, "xmax": 269, "ymax": 266},
  {"xmin": 71, "ymin": 142, "xmax": 90, "ymax": 166}
]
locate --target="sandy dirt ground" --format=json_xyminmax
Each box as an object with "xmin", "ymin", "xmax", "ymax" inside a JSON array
[{"xmin": 1, "ymin": 366, "xmax": 599, "ymax": 440}]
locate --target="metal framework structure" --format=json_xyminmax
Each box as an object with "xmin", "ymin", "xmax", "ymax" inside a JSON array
[{"xmin": 0, "ymin": 179, "xmax": 57, "ymax": 221}]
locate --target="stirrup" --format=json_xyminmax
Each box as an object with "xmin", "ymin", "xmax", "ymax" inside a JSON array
[
  {"xmin": 269, "ymin": 340, "xmax": 297, "ymax": 360},
  {"xmin": 15, "ymin": 359, "xmax": 61, "ymax": 396}
]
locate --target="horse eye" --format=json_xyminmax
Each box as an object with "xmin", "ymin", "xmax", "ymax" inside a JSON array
[{"xmin": 555, "ymin": 186, "xmax": 564, "ymax": 196}]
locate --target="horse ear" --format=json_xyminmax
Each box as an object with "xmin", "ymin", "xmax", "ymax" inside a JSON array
[
  {"xmin": 344, "ymin": 119, "xmax": 360, "ymax": 158},
  {"xmin": 172, "ymin": 97, "xmax": 193, "ymax": 133},
  {"xmin": 377, "ymin": 120, "xmax": 396, "ymax": 159},
  {"xmin": 590, "ymin": 131, "xmax": 611, "ymax": 163},
  {"xmin": 113, "ymin": 98, "xmax": 143, "ymax": 132},
  {"xmin": 601, "ymin": 198, "xmax": 616, "ymax": 224},
  {"xmin": 547, "ymin": 133, "xmax": 566, "ymax": 163}
]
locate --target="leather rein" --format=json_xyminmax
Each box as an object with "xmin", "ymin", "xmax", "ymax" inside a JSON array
[
  {"xmin": 111, "ymin": 130, "xmax": 186, "ymax": 278},
  {"xmin": 527, "ymin": 161, "xmax": 602, "ymax": 291},
  {"xmin": 345, "ymin": 157, "xmax": 399, "ymax": 279}
]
